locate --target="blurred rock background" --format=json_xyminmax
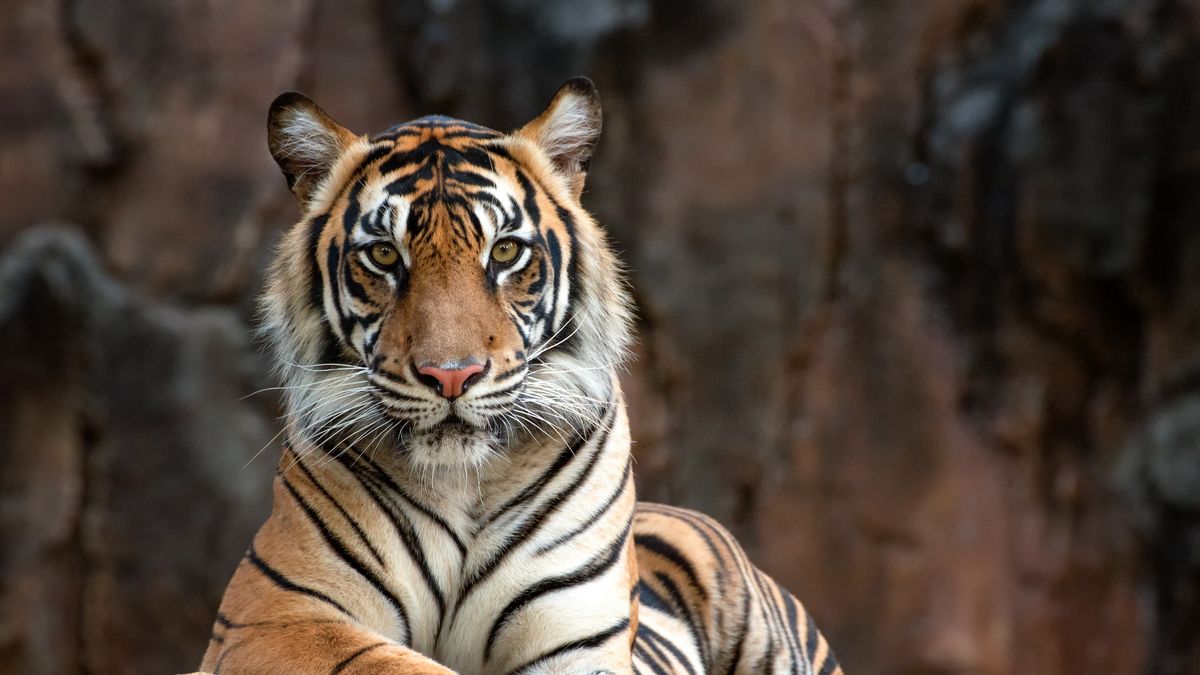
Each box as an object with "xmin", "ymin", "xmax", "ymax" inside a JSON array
[{"xmin": 1, "ymin": 0, "xmax": 1198, "ymax": 673}]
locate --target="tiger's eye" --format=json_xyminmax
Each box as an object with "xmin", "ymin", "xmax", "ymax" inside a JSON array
[
  {"xmin": 369, "ymin": 243, "xmax": 399, "ymax": 267},
  {"xmin": 491, "ymin": 239, "xmax": 522, "ymax": 265}
]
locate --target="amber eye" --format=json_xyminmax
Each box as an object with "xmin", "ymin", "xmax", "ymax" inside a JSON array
[
  {"xmin": 369, "ymin": 243, "xmax": 399, "ymax": 267},
  {"xmin": 490, "ymin": 239, "xmax": 523, "ymax": 265}
]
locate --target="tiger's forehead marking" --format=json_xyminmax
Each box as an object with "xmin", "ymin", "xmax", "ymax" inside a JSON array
[
  {"xmin": 335, "ymin": 117, "xmax": 530, "ymax": 256},
  {"xmin": 371, "ymin": 115, "xmax": 504, "ymax": 144}
]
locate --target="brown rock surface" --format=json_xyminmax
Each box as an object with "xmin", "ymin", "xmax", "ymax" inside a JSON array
[
  {"xmin": 0, "ymin": 228, "xmax": 277, "ymax": 674},
  {"xmin": 1, "ymin": 1, "xmax": 1198, "ymax": 673}
]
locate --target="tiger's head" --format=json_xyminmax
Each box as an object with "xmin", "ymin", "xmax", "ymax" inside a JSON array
[{"xmin": 260, "ymin": 78, "xmax": 632, "ymax": 472}]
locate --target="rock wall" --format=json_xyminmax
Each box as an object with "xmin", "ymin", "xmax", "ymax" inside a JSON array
[{"xmin": 1, "ymin": 1, "xmax": 1198, "ymax": 674}]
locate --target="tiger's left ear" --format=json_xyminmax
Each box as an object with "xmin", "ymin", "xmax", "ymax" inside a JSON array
[
  {"xmin": 516, "ymin": 77, "xmax": 602, "ymax": 198},
  {"xmin": 267, "ymin": 92, "xmax": 359, "ymax": 209}
]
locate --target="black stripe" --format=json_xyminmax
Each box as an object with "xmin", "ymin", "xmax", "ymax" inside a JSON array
[
  {"xmin": 442, "ymin": 128, "xmax": 504, "ymax": 140},
  {"xmin": 307, "ymin": 214, "xmax": 330, "ymax": 311},
  {"xmin": 502, "ymin": 617, "xmax": 630, "ymax": 675},
  {"xmin": 482, "ymin": 143, "xmax": 514, "ymax": 163},
  {"xmin": 330, "ymin": 642, "xmax": 388, "ymax": 674},
  {"xmin": 245, "ymin": 546, "xmax": 352, "ymax": 618},
  {"xmin": 454, "ymin": 145, "xmax": 499, "ymax": 173},
  {"xmin": 641, "ymin": 504, "xmax": 767, "ymax": 672},
  {"xmin": 543, "ymin": 229, "xmax": 563, "ymax": 335},
  {"xmin": 750, "ymin": 567, "xmax": 801, "ymax": 673},
  {"xmin": 475, "ymin": 410, "xmax": 601, "ymax": 531},
  {"xmin": 215, "ymin": 612, "xmax": 243, "ymax": 629},
  {"xmin": 476, "ymin": 379, "xmax": 525, "ymax": 400},
  {"xmin": 639, "ymin": 622, "xmax": 698, "ymax": 675},
  {"xmin": 652, "ymin": 570, "xmax": 709, "ymax": 668},
  {"xmin": 334, "ymin": 451, "xmax": 467, "ymax": 557},
  {"xmin": 633, "ymin": 534, "xmax": 709, "ymax": 602},
  {"xmin": 723, "ymin": 583, "xmax": 753, "ymax": 675},
  {"xmin": 639, "ymin": 508, "xmax": 748, "ymax": 673},
  {"xmin": 635, "ymin": 628, "xmax": 676, "ymax": 675},
  {"xmin": 540, "ymin": 187, "xmax": 580, "ymax": 343},
  {"xmin": 491, "ymin": 363, "xmax": 529, "ymax": 383},
  {"xmin": 360, "ymin": 205, "xmax": 388, "ymax": 238},
  {"xmin": 637, "ymin": 580, "xmax": 672, "ymax": 616},
  {"xmin": 446, "ymin": 166, "xmax": 496, "ymax": 189},
  {"xmin": 367, "ymin": 368, "xmax": 427, "ymax": 395},
  {"xmin": 463, "ymin": 189, "xmax": 505, "ymax": 213},
  {"xmin": 341, "ymin": 178, "xmax": 364, "ymax": 236},
  {"xmin": 536, "ymin": 457, "xmax": 631, "ymax": 555},
  {"xmin": 759, "ymin": 613, "xmax": 780, "ymax": 674},
  {"xmin": 514, "ymin": 167, "xmax": 541, "ymax": 226},
  {"xmin": 343, "ymin": 462, "xmax": 448, "ymax": 624},
  {"xmin": 372, "ymin": 128, "xmax": 422, "ymax": 142},
  {"xmin": 817, "ymin": 647, "xmax": 841, "ymax": 675},
  {"xmin": 291, "ymin": 454, "xmax": 386, "ymax": 567},
  {"xmin": 484, "ymin": 515, "xmax": 633, "ymax": 661},
  {"xmin": 805, "ymin": 611, "xmax": 819, "ymax": 663},
  {"xmin": 526, "ymin": 253, "xmax": 547, "ymax": 299},
  {"xmin": 380, "ymin": 140, "xmax": 436, "ymax": 177},
  {"xmin": 383, "ymin": 160, "xmax": 436, "ymax": 196},
  {"xmin": 280, "ymin": 476, "xmax": 412, "ymax": 643},
  {"xmin": 651, "ymin": 510, "xmax": 726, "ymax": 587},
  {"xmin": 325, "ymin": 241, "xmax": 354, "ymax": 345},
  {"xmin": 350, "ymin": 145, "xmax": 392, "ymax": 178},
  {"xmin": 305, "ymin": 213, "xmax": 344, "ymax": 365},
  {"xmin": 777, "ymin": 580, "xmax": 801, "ymax": 643},
  {"xmin": 343, "ymin": 265, "xmax": 373, "ymax": 307},
  {"xmin": 459, "ymin": 404, "xmax": 616, "ymax": 606}
]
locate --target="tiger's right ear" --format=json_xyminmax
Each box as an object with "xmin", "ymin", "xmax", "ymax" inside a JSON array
[{"xmin": 267, "ymin": 92, "xmax": 358, "ymax": 207}]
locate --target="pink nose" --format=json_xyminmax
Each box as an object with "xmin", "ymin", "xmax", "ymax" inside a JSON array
[{"xmin": 416, "ymin": 362, "xmax": 486, "ymax": 400}]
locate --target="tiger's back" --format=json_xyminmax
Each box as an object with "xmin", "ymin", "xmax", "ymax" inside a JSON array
[{"xmin": 633, "ymin": 504, "xmax": 841, "ymax": 675}]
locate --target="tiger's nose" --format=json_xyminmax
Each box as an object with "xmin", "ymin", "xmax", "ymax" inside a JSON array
[{"xmin": 415, "ymin": 361, "xmax": 487, "ymax": 400}]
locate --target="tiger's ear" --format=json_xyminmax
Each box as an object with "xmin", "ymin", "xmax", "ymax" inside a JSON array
[
  {"xmin": 516, "ymin": 77, "xmax": 602, "ymax": 198},
  {"xmin": 267, "ymin": 92, "xmax": 358, "ymax": 207}
]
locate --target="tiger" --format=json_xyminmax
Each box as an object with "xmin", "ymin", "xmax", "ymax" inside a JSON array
[{"xmin": 198, "ymin": 77, "xmax": 843, "ymax": 675}]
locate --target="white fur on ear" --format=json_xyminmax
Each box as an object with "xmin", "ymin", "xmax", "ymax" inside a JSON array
[
  {"xmin": 274, "ymin": 111, "xmax": 341, "ymax": 182},
  {"xmin": 267, "ymin": 92, "xmax": 356, "ymax": 206},
  {"xmin": 518, "ymin": 78, "xmax": 603, "ymax": 193}
]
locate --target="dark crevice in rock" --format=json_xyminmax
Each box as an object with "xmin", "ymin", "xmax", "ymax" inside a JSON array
[
  {"xmin": 57, "ymin": 0, "xmax": 121, "ymax": 168},
  {"xmin": 56, "ymin": 0, "xmax": 130, "ymax": 242}
]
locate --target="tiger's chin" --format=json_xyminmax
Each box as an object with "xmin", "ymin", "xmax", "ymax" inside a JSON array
[{"xmin": 399, "ymin": 418, "xmax": 500, "ymax": 475}]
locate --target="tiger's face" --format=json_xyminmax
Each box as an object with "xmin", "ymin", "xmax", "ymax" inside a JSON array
[{"xmin": 261, "ymin": 79, "xmax": 631, "ymax": 471}]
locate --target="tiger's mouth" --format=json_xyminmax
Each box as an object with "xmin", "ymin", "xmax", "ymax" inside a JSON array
[
  {"xmin": 429, "ymin": 416, "xmax": 477, "ymax": 435},
  {"xmin": 397, "ymin": 411, "xmax": 499, "ymax": 470},
  {"xmin": 387, "ymin": 408, "xmax": 488, "ymax": 442}
]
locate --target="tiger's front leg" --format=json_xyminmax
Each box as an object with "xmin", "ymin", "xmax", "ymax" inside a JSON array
[
  {"xmin": 199, "ymin": 616, "xmax": 455, "ymax": 675},
  {"xmin": 197, "ymin": 549, "xmax": 458, "ymax": 675},
  {"xmin": 198, "ymin": 472, "xmax": 457, "ymax": 674}
]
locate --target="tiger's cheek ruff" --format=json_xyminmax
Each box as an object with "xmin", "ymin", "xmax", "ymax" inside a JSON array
[
  {"xmin": 497, "ymin": 158, "xmax": 634, "ymax": 443},
  {"xmin": 257, "ymin": 145, "xmax": 409, "ymax": 455}
]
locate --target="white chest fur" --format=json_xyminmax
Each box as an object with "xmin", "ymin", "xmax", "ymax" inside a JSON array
[{"xmin": 311, "ymin": 403, "xmax": 635, "ymax": 674}]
